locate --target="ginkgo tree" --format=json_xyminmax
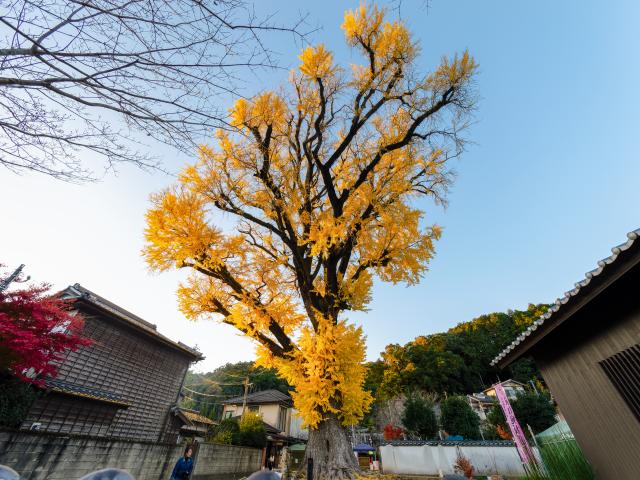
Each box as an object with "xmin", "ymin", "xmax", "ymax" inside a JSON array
[{"xmin": 144, "ymin": 4, "xmax": 477, "ymax": 478}]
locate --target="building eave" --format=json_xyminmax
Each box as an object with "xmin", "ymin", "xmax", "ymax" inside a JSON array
[
  {"xmin": 64, "ymin": 284, "xmax": 204, "ymax": 361},
  {"xmin": 492, "ymin": 228, "xmax": 640, "ymax": 369}
]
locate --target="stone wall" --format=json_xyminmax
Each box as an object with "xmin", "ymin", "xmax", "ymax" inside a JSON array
[{"xmin": 0, "ymin": 430, "xmax": 261, "ymax": 480}]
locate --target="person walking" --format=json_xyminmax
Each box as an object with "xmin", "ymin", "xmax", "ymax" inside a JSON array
[{"xmin": 170, "ymin": 446, "xmax": 194, "ymax": 480}]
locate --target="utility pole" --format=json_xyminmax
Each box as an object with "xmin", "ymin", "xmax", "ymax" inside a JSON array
[
  {"xmin": 0, "ymin": 264, "xmax": 26, "ymax": 293},
  {"xmin": 241, "ymin": 377, "xmax": 250, "ymax": 418}
]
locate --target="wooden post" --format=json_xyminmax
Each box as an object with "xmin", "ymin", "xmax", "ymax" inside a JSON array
[
  {"xmin": 241, "ymin": 377, "xmax": 249, "ymax": 418},
  {"xmin": 307, "ymin": 457, "xmax": 313, "ymax": 480}
]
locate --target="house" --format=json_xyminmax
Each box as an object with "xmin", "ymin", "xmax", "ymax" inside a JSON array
[
  {"xmin": 21, "ymin": 284, "xmax": 203, "ymax": 443},
  {"xmin": 482, "ymin": 379, "xmax": 526, "ymax": 400},
  {"xmin": 491, "ymin": 228, "xmax": 640, "ymax": 480},
  {"xmin": 467, "ymin": 393, "xmax": 496, "ymax": 421},
  {"xmin": 170, "ymin": 407, "xmax": 217, "ymax": 442},
  {"xmin": 468, "ymin": 379, "xmax": 526, "ymax": 420},
  {"xmin": 221, "ymin": 389, "xmax": 307, "ymax": 467},
  {"xmin": 221, "ymin": 389, "xmax": 307, "ymax": 440}
]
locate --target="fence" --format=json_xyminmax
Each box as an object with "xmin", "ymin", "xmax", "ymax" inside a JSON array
[
  {"xmin": 0, "ymin": 429, "xmax": 261, "ymax": 480},
  {"xmin": 379, "ymin": 441, "xmax": 538, "ymax": 477}
]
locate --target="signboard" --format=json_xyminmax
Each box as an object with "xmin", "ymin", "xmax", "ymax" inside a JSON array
[{"xmin": 494, "ymin": 383, "xmax": 537, "ymax": 465}]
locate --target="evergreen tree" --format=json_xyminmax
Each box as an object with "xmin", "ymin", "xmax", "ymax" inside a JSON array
[
  {"xmin": 440, "ymin": 396, "xmax": 481, "ymax": 440},
  {"xmin": 487, "ymin": 392, "xmax": 556, "ymax": 437},
  {"xmin": 402, "ymin": 395, "xmax": 437, "ymax": 440}
]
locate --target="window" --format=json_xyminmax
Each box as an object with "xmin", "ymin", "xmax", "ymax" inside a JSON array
[
  {"xmin": 600, "ymin": 343, "xmax": 640, "ymax": 422},
  {"xmin": 278, "ymin": 406, "xmax": 288, "ymax": 432},
  {"xmin": 224, "ymin": 411, "xmax": 233, "ymax": 419},
  {"xmin": 248, "ymin": 405, "xmax": 259, "ymax": 413}
]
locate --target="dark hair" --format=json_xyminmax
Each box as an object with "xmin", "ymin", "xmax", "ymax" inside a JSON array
[{"xmin": 184, "ymin": 445, "xmax": 193, "ymax": 457}]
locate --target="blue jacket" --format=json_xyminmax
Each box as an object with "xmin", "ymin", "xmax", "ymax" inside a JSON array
[{"xmin": 170, "ymin": 456, "xmax": 193, "ymax": 480}]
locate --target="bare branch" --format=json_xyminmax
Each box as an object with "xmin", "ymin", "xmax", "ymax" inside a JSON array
[{"xmin": 0, "ymin": 0, "xmax": 310, "ymax": 181}]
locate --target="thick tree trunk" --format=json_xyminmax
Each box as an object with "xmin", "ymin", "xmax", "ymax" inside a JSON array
[{"xmin": 303, "ymin": 414, "xmax": 360, "ymax": 480}]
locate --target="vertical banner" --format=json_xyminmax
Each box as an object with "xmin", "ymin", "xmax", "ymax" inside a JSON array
[{"xmin": 494, "ymin": 383, "xmax": 536, "ymax": 465}]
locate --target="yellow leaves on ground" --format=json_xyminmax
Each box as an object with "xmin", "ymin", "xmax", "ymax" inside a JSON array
[{"xmin": 257, "ymin": 315, "xmax": 373, "ymax": 428}]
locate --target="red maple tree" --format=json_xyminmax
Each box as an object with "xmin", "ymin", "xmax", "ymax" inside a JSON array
[
  {"xmin": 0, "ymin": 265, "xmax": 90, "ymax": 384},
  {"xmin": 383, "ymin": 424, "xmax": 404, "ymax": 440}
]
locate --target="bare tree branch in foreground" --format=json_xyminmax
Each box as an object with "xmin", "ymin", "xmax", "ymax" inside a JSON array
[{"xmin": 0, "ymin": 0, "xmax": 308, "ymax": 181}]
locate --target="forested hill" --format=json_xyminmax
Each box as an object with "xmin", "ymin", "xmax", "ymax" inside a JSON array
[
  {"xmin": 185, "ymin": 305, "xmax": 548, "ymax": 420},
  {"xmin": 182, "ymin": 361, "xmax": 291, "ymax": 420},
  {"xmin": 367, "ymin": 304, "xmax": 550, "ymax": 399}
]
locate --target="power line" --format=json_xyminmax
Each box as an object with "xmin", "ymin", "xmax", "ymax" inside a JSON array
[
  {"xmin": 185, "ymin": 379, "xmax": 247, "ymax": 387},
  {"xmin": 181, "ymin": 394, "xmax": 227, "ymax": 407},
  {"xmin": 182, "ymin": 386, "xmax": 246, "ymax": 398}
]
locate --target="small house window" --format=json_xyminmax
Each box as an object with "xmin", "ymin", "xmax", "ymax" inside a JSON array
[
  {"xmin": 278, "ymin": 405, "xmax": 287, "ymax": 431},
  {"xmin": 600, "ymin": 343, "xmax": 640, "ymax": 422}
]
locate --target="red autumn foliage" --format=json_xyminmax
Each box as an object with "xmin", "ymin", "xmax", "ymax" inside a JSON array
[
  {"xmin": 454, "ymin": 453, "xmax": 475, "ymax": 479},
  {"xmin": 496, "ymin": 424, "xmax": 513, "ymax": 440},
  {"xmin": 383, "ymin": 424, "xmax": 404, "ymax": 440},
  {"xmin": 0, "ymin": 266, "xmax": 90, "ymax": 384}
]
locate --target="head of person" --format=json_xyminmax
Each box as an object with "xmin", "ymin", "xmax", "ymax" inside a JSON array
[{"xmin": 184, "ymin": 446, "xmax": 193, "ymax": 459}]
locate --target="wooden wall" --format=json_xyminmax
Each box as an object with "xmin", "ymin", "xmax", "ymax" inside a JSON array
[
  {"xmin": 533, "ymin": 262, "xmax": 640, "ymax": 480},
  {"xmin": 22, "ymin": 306, "xmax": 192, "ymax": 442}
]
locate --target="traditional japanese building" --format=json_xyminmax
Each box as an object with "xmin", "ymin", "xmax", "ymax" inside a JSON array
[
  {"xmin": 221, "ymin": 389, "xmax": 307, "ymax": 467},
  {"xmin": 20, "ymin": 284, "xmax": 203, "ymax": 443},
  {"xmin": 492, "ymin": 228, "xmax": 640, "ymax": 480}
]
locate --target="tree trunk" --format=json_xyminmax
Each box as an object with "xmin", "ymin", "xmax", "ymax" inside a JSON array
[{"xmin": 303, "ymin": 414, "xmax": 360, "ymax": 480}]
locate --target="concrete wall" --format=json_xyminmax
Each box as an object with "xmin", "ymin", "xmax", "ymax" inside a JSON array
[
  {"xmin": 0, "ymin": 430, "xmax": 261, "ymax": 480},
  {"xmin": 379, "ymin": 444, "xmax": 535, "ymax": 477}
]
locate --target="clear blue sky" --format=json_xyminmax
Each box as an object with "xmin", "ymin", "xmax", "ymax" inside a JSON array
[{"xmin": 2, "ymin": 1, "xmax": 639, "ymax": 372}]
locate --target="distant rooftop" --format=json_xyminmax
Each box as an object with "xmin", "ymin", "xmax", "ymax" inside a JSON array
[
  {"xmin": 222, "ymin": 389, "xmax": 293, "ymax": 406},
  {"xmin": 63, "ymin": 283, "xmax": 203, "ymax": 361}
]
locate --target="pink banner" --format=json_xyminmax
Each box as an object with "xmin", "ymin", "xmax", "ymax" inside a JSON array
[{"xmin": 494, "ymin": 383, "xmax": 536, "ymax": 465}]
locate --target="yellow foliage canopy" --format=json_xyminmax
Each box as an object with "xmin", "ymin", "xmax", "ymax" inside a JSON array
[{"xmin": 144, "ymin": 4, "xmax": 476, "ymax": 429}]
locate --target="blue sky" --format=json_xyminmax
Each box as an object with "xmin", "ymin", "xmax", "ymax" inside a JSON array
[{"xmin": 2, "ymin": 1, "xmax": 639, "ymax": 371}]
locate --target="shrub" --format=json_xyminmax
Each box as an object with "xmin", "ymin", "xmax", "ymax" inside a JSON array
[
  {"xmin": 454, "ymin": 452, "xmax": 474, "ymax": 479},
  {"xmin": 212, "ymin": 430, "xmax": 234, "ymax": 444},
  {"xmin": 524, "ymin": 435, "xmax": 594, "ymax": 480},
  {"xmin": 0, "ymin": 374, "xmax": 39, "ymax": 428},
  {"xmin": 209, "ymin": 417, "xmax": 239, "ymax": 444},
  {"xmin": 440, "ymin": 396, "xmax": 481, "ymax": 440},
  {"xmin": 383, "ymin": 424, "xmax": 404, "ymax": 440},
  {"xmin": 401, "ymin": 394, "xmax": 437, "ymax": 440},
  {"xmin": 235, "ymin": 412, "xmax": 267, "ymax": 448},
  {"xmin": 488, "ymin": 392, "xmax": 556, "ymax": 437}
]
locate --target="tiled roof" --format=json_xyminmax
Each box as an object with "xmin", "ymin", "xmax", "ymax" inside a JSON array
[
  {"xmin": 222, "ymin": 389, "xmax": 293, "ymax": 406},
  {"xmin": 181, "ymin": 409, "xmax": 216, "ymax": 425},
  {"xmin": 63, "ymin": 284, "xmax": 203, "ymax": 360},
  {"xmin": 491, "ymin": 228, "xmax": 640, "ymax": 367},
  {"xmin": 381, "ymin": 440, "xmax": 516, "ymax": 447},
  {"xmin": 45, "ymin": 378, "xmax": 130, "ymax": 407},
  {"xmin": 481, "ymin": 379, "xmax": 525, "ymax": 394}
]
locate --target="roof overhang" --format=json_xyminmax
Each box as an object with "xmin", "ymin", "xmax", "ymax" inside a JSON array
[
  {"xmin": 492, "ymin": 229, "xmax": 640, "ymax": 368},
  {"xmin": 63, "ymin": 284, "xmax": 203, "ymax": 361},
  {"xmin": 44, "ymin": 378, "xmax": 130, "ymax": 407}
]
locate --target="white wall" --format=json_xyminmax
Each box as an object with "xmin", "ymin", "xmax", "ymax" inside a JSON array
[{"xmin": 379, "ymin": 444, "xmax": 538, "ymax": 477}]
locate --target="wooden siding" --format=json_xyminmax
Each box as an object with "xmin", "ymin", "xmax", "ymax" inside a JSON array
[
  {"xmin": 532, "ymin": 262, "xmax": 640, "ymax": 480},
  {"xmin": 22, "ymin": 307, "xmax": 191, "ymax": 442}
]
